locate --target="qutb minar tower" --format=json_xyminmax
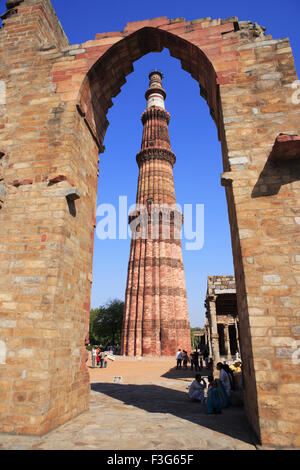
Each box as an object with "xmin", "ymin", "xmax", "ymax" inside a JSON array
[{"xmin": 121, "ymin": 71, "xmax": 191, "ymax": 356}]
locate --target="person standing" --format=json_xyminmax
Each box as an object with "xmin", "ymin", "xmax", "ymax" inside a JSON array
[
  {"xmin": 91, "ymin": 347, "xmax": 97, "ymax": 368},
  {"xmin": 176, "ymin": 349, "xmax": 183, "ymax": 369},
  {"xmin": 203, "ymin": 345, "xmax": 209, "ymax": 368},
  {"xmin": 96, "ymin": 347, "xmax": 101, "ymax": 367},
  {"xmin": 190, "ymin": 351, "xmax": 195, "ymax": 371},
  {"xmin": 190, "ymin": 350, "xmax": 199, "ymax": 371},
  {"xmin": 103, "ymin": 353, "xmax": 108, "ymax": 368},
  {"xmin": 193, "ymin": 350, "xmax": 199, "ymax": 371},
  {"xmin": 182, "ymin": 350, "xmax": 189, "ymax": 369},
  {"xmin": 100, "ymin": 349, "xmax": 105, "ymax": 368}
]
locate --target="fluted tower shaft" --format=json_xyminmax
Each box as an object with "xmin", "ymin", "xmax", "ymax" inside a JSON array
[{"xmin": 121, "ymin": 71, "xmax": 191, "ymax": 356}]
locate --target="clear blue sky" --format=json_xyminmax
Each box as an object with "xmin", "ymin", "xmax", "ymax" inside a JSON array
[{"xmin": 2, "ymin": 1, "xmax": 299, "ymax": 327}]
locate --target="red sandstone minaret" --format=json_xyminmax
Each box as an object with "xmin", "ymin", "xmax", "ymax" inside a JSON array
[{"xmin": 121, "ymin": 71, "xmax": 191, "ymax": 356}]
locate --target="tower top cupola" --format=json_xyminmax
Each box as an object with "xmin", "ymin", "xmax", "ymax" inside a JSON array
[{"xmin": 145, "ymin": 70, "xmax": 167, "ymax": 109}]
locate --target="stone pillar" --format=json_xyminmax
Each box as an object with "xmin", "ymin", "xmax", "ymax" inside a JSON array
[
  {"xmin": 224, "ymin": 324, "xmax": 231, "ymax": 358},
  {"xmin": 235, "ymin": 318, "xmax": 240, "ymax": 355},
  {"xmin": 204, "ymin": 327, "xmax": 208, "ymax": 348},
  {"xmin": 207, "ymin": 327, "xmax": 212, "ymax": 358},
  {"xmin": 208, "ymin": 296, "xmax": 220, "ymax": 363}
]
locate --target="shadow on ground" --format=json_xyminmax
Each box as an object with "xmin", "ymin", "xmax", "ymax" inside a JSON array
[
  {"xmin": 91, "ymin": 382, "xmax": 258, "ymax": 446},
  {"xmin": 161, "ymin": 366, "xmax": 213, "ymax": 381}
]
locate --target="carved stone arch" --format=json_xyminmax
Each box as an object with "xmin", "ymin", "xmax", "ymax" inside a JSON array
[{"xmin": 77, "ymin": 26, "xmax": 223, "ymax": 151}]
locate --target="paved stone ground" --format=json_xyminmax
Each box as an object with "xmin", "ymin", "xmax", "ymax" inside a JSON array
[{"xmin": 0, "ymin": 357, "xmax": 257, "ymax": 450}]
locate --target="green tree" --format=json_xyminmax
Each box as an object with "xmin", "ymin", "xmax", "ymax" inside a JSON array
[
  {"xmin": 190, "ymin": 327, "xmax": 204, "ymax": 348},
  {"xmin": 89, "ymin": 299, "xmax": 124, "ymax": 347},
  {"xmin": 89, "ymin": 308, "xmax": 100, "ymax": 345}
]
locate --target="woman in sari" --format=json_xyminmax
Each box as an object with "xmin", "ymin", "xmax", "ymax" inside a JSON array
[
  {"xmin": 206, "ymin": 379, "xmax": 228, "ymax": 414},
  {"xmin": 216, "ymin": 362, "xmax": 232, "ymax": 396}
]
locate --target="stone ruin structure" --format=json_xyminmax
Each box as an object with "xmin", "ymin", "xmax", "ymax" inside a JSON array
[
  {"xmin": 0, "ymin": 0, "xmax": 299, "ymax": 448},
  {"xmin": 204, "ymin": 275, "xmax": 240, "ymax": 362},
  {"xmin": 121, "ymin": 71, "xmax": 191, "ymax": 357}
]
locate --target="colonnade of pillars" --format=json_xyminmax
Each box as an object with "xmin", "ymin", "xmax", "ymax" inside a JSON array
[{"xmin": 205, "ymin": 295, "xmax": 240, "ymax": 363}]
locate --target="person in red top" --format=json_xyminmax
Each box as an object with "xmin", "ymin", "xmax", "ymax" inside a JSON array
[{"xmin": 96, "ymin": 347, "xmax": 101, "ymax": 367}]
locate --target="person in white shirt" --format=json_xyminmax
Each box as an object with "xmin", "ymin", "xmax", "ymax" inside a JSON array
[
  {"xmin": 91, "ymin": 347, "xmax": 97, "ymax": 368},
  {"xmin": 217, "ymin": 362, "xmax": 231, "ymax": 396},
  {"xmin": 188, "ymin": 374, "xmax": 206, "ymax": 403},
  {"xmin": 176, "ymin": 349, "xmax": 183, "ymax": 369}
]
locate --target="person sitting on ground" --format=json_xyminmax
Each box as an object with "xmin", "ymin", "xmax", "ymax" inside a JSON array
[
  {"xmin": 206, "ymin": 375, "xmax": 214, "ymax": 395},
  {"xmin": 206, "ymin": 379, "xmax": 222, "ymax": 414},
  {"xmin": 223, "ymin": 363, "xmax": 235, "ymax": 391},
  {"xmin": 237, "ymin": 363, "xmax": 243, "ymax": 391},
  {"xmin": 206, "ymin": 378, "xmax": 228, "ymax": 414},
  {"xmin": 230, "ymin": 361, "xmax": 242, "ymax": 373},
  {"xmin": 217, "ymin": 362, "xmax": 231, "ymax": 397},
  {"xmin": 238, "ymin": 370, "xmax": 243, "ymax": 390},
  {"xmin": 207, "ymin": 375, "xmax": 214, "ymax": 388},
  {"xmin": 188, "ymin": 374, "xmax": 206, "ymax": 403}
]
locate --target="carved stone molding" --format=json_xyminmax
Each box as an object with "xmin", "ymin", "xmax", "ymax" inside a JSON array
[
  {"xmin": 141, "ymin": 106, "xmax": 170, "ymax": 125},
  {"xmin": 136, "ymin": 148, "xmax": 176, "ymax": 167},
  {"xmin": 6, "ymin": 0, "xmax": 24, "ymax": 8}
]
